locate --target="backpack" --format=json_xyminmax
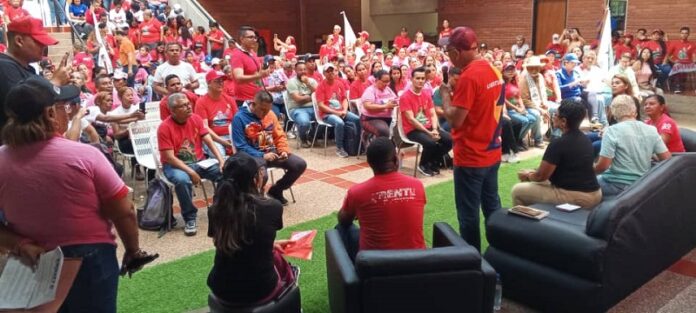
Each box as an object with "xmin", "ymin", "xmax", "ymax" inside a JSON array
[
  {"xmin": 137, "ymin": 178, "xmax": 174, "ymax": 237},
  {"xmin": 343, "ymin": 120, "xmax": 360, "ymax": 156}
]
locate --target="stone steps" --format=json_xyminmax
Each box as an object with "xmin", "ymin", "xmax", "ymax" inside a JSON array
[{"xmin": 46, "ymin": 32, "xmax": 76, "ymax": 64}]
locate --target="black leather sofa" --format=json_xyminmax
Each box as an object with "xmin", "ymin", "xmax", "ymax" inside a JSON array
[
  {"xmin": 484, "ymin": 152, "xmax": 696, "ymax": 312},
  {"xmin": 325, "ymin": 222, "xmax": 497, "ymax": 313},
  {"xmin": 208, "ymin": 285, "xmax": 301, "ymax": 313}
]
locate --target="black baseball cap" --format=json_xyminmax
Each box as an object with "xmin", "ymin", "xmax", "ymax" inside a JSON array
[{"xmin": 5, "ymin": 77, "xmax": 80, "ymax": 123}]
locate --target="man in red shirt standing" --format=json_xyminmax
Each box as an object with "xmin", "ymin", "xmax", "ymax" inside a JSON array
[
  {"xmin": 208, "ymin": 21, "xmax": 225, "ymax": 59},
  {"xmin": 338, "ymin": 137, "xmax": 426, "ymax": 258},
  {"xmin": 393, "ymin": 27, "xmax": 411, "ymax": 51},
  {"xmin": 194, "ymin": 70, "xmax": 236, "ymax": 156},
  {"xmin": 439, "ymin": 26, "xmax": 504, "ymax": 251},
  {"xmin": 231, "ymin": 25, "xmax": 270, "ymax": 107},
  {"xmin": 158, "ymin": 92, "xmax": 224, "ymax": 236},
  {"xmin": 138, "ymin": 10, "xmax": 161, "ymax": 50},
  {"xmin": 665, "ymin": 26, "xmax": 696, "ymax": 93}
]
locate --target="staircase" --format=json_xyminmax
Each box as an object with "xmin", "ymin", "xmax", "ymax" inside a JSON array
[{"xmin": 46, "ymin": 31, "xmax": 77, "ymax": 64}]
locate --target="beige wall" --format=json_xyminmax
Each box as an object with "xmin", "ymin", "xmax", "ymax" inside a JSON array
[{"xmin": 361, "ymin": 0, "xmax": 438, "ymax": 49}]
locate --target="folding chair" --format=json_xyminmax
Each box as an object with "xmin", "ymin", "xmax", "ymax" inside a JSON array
[
  {"xmin": 310, "ymin": 93, "xmax": 335, "ymax": 156},
  {"xmin": 391, "ymin": 107, "xmax": 423, "ymax": 177},
  {"xmin": 282, "ymin": 91, "xmax": 301, "ymax": 149},
  {"xmin": 144, "ymin": 101, "xmax": 161, "ymax": 121},
  {"xmin": 129, "ymin": 120, "xmax": 161, "ymax": 199},
  {"xmin": 350, "ymin": 98, "xmax": 371, "ymax": 159}
]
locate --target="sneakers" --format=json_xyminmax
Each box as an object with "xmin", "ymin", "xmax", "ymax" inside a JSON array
[
  {"xmin": 336, "ymin": 148, "xmax": 349, "ymax": 158},
  {"xmin": 184, "ymin": 220, "xmax": 197, "ymax": 236},
  {"xmin": 287, "ymin": 131, "xmax": 297, "ymax": 139},
  {"xmin": 268, "ymin": 187, "xmax": 289, "ymax": 206},
  {"xmin": 508, "ymin": 153, "xmax": 520, "ymax": 163},
  {"xmin": 429, "ymin": 164, "xmax": 441, "ymax": 175},
  {"xmin": 417, "ymin": 164, "xmax": 434, "ymax": 177},
  {"xmin": 502, "ymin": 153, "xmax": 510, "ymax": 162},
  {"xmin": 300, "ymin": 140, "xmax": 312, "ymax": 149}
]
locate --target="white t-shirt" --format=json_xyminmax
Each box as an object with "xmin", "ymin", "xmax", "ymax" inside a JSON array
[
  {"xmin": 108, "ymin": 9, "xmax": 128, "ymax": 29},
  {"xmin": 154, "ymin": 61, "xmax": 198, "ymax": 87},
  {"xmin": 108, "ymin": 105, "xmax": 139, "ymax": 128}
]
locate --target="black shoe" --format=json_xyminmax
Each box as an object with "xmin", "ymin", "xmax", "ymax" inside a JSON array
[
  {"xmin": 417, "ymin": 164, "xmax": 434, "ymax": 177},
  {"xmin": 268, "ymin": 188, "xmax": 289, "ymax": 206},
  {"xmin": 429, "ymin": 164, "xmax": 441, "ymax": 175},
  {"xmin": 518, "ymin": 143, "xmax": 529, "ymax": 151},
  {"xmin": 300, "ymin": 140, "xmax": 311, "ymax": 149}
]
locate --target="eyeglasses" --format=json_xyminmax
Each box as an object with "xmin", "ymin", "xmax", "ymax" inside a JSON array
[
  {"xmin": 243, "ymin": 35, "xmax": 258, "ymax": 40},
  {"xmin": 173, "ymin": 102, "xmax": 192, "ymax": 110}
]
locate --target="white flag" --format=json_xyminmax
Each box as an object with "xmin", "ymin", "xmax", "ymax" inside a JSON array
[
  {"xmin": 597, "ymin": 7, "xmax": 614, "ymax": 71},
  {"xmin": 341, "ymin": 11, "xmax": 357, "ymax": 51},
  {"xmin": 93, "ymin": 11, "xmax": 113, "ymax": 74}
]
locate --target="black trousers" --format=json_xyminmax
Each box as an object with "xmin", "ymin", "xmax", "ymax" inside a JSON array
[{"xmin": 406, "ymin": 129, "xmax": 453, "ymax": 167}]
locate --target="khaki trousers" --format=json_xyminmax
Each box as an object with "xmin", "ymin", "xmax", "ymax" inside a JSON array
[{"xmin": 511, "ymin": 181, "xmax": 602, "ymax": 209}]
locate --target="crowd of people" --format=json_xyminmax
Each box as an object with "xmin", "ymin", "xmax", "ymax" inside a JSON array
[{"xmin": 0, "ymin": 1, "xmax": 693, "ymax": 310}]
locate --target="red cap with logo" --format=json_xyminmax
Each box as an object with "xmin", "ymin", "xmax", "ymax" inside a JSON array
[
  {"xmin": 206, "ymin": 70, "xmax": 227, "ymax": 82},
  {"xmin": 7, "ymin": 17, "xmax": 59, "ymax": 46},
  {"xmin": 438, "ymin": 26, "xmax": 478, "ymax": 51}
]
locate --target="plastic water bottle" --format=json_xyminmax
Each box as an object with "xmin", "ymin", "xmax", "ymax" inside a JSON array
[{"xmin": 494, "ymin": 274, "xmax": 502, "ymax": 310}]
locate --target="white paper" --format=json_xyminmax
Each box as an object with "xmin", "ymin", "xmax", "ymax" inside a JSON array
[
  {"xmin": 556, "ymin": 203, "xmax": 582, "ymax": 212},
  {"xmin": 0, "ymin": 248, "xmax": 64, "ymax": 309},
  {"xmin": 197, "ymin": 159, "xmax": 219, "ymax": 170}
]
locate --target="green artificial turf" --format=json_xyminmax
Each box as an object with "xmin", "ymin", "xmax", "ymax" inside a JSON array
[{"xmin": 117, "ymin": 157, "xmax": 541, "ymax": 313}]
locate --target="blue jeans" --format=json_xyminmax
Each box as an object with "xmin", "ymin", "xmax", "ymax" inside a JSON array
[
  {"xmin": 290, "ymin": 107, "xmax": 315, "ymax": 142},
  {"xmin": 49, "ymin": 0, "xmax": 68, "ymax": 25},
  {"xmin": 163, "ymin": 163, "xmax": 222, "ymax": 222},
  {"xmin": 508, "ymin": 110, "xmax": 535, "ymax": 142},
  {"xmin": 204, "ymin": 135, "xmax": 229, "ymax": 158},
  {"xmin": 526, "ymin": 108, "xmax": 543, "ymax": 143},
  {"xmin": 59, "ymin": 244, "xmax": 119, "ymax": 313},
  {"xmin": 453, "ymin": 163, "xmax": 502, "ymax": 252},
  {"xmin": 586, "ymin": 131, "xmax": 602, "ymax": 157},
  {"xmin": 335, "ymin": 223, "xmax": 360, "ymax": 261},
  {"xmin": 656, "ymin": 63, "xmax": 672, "ymax": 89},
  {"xmin": 323, "ymin": 112, "xmax": 360, "ymax": 150},
  {"xmin": 597, "ymin": 175, "xmax": 629, "ymax": 198}
]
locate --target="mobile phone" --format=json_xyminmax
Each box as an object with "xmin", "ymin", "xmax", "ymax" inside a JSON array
[
  {"xmin": 442, "ymin": 65, "xmax": 449, "ymax": 85},
  {"xmin": 139, "ymin": 102, "xmax": 146, "ymax": 113}
]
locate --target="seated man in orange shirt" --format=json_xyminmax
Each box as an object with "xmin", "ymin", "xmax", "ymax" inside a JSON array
[{"xmin": 337, "ymin": 137, "xmax": 426, "ymax": 259}]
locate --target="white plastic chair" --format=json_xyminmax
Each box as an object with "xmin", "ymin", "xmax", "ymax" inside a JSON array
[
  {"xmin": 128, "ymin": 120, "xmax": 160, "ymax": 199},
  {"xmin": 144, "ymin": 101, "xmax": 160, "ymax": 121},
  {"xmin": 349, "ymin": 97, "xmax": 370, "ymax": 159},
  {"xmin": 310, "ymin": 92, "xmax": 334, "ymax": 156},
  {"xmin": 282, "ymin": 91, "xmax": 302, "ymax": 149},
  {"xmin": 391, "ymin": 107, "xmax": 422, "ymax": 177}
]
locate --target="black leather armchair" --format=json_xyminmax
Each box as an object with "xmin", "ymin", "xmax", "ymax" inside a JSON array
[
  {"xmin": 484, "ymin": 153, "xmax": 696, "ymax": 312},
  {"xmin": 325, "ymin": 222, "xmax": 496, "ymax": 313}
]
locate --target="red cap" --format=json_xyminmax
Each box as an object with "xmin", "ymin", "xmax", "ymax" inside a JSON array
[
  {"xmin": 360, "ymin": 31, "xmax": 370, "ymax": 39},
  {"xmin": 7, "ymin": 17, "xmax": 59, "ymax": 46},
  {"xmin": 205, "ymin": 70, "xmax": 227, "ymax": 82},
  {"xmin": 438, "ymin": 26, "xmax": 478, "ymax": 51}
]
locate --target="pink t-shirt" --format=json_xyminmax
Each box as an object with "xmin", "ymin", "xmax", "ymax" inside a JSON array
[
  {"xmin": 0, "ymin": 137, "xmax": 127, "ymax": 249},
  {"xmin": 360, "ymin": 85, "xmax": 398, "ymax": 118}
]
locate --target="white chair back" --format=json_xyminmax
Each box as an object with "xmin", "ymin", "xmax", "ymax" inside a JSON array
[
  {"xmin": 282, "ymin": 91, "xmax": 296, "ymax": 123},
  {"xmin": 393, "ymin": 107, "xmax": 420, "ymax": 148},
  {"xmin": 311, "ymin": 93, "xmax": 331, "ymax": 127},
  {"xmin": 144, "ymin": 101, "xmax": 160, "ymax": 121},
  {"xmin": 128, "ymin": 120, "xmax": 161, "ymax": 171}
]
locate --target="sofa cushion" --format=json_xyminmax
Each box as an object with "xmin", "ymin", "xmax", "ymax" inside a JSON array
[
  {"xmin": 486, "ymin": 205, "xmax": 607, "ymax": 281},
  {"xmin": 680, "ymin": 128, "xmax": 696, "ymax": 152}
]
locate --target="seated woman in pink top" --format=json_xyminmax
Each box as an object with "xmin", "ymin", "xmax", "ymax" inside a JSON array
[
  {"xmin": 644, "ymin": 95, "xmax": 685, "ymax": 153},
  {"xmin": 0, "ymin": 77, "xmax": 154, "ymax": 312},
  {"xmin": 360, "ymin": 69, "xmax": 398, "ymax": 137},
  {"xmin": 632, "ymin": 48, "xmax": 663, "ymax": 97}
]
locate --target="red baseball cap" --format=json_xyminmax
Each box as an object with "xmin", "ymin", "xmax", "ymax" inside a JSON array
[
  {"xmin": 206, "ymin": 70, "xmax": 227, "ymax": 82},
  {"xmin": 438, "ymin": 26, "xmax": 478, "ymax": 51},
  {"xmin": 7, "ymin": 17, "xmax": 59, "ymax": 46}
]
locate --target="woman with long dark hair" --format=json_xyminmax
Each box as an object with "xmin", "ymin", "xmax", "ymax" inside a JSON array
[
  {"xmin": 207, "ymin": 152, "xmax": 296, "ymax": 305},
  {"xmin": 632, "ymin": 47, "xmax": 661, "ymax": 97},
  {"xmin": 389, "ymin": 65, "xmax": 406, "ymax": 95}
]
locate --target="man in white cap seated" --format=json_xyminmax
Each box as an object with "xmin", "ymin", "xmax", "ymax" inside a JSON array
[{"xmin": 315, "ymin": 63, "xmax": 360, "ymax": 157}]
